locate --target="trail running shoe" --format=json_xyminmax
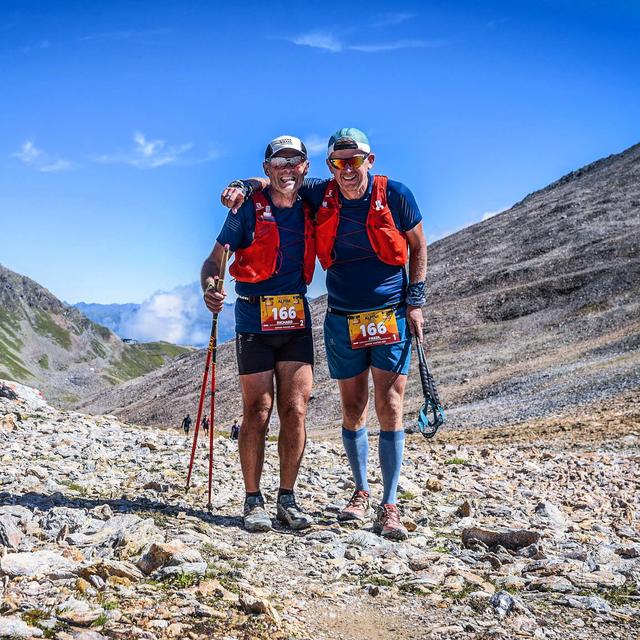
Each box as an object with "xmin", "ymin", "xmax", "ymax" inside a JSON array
[
  {"xmin": 243, "ymin": 495, "xmax": 272, "ymax": 532},
  {"xmin": 276, "ymin": 494, "xmax": 314, "ymax": 530},
  {"xmin": 338, "ymin": 490, "xmax": 372, "ymax": 522},
  {"xmin": 373, "ymin": 503, "xmax": 409, "ymax": 541}
]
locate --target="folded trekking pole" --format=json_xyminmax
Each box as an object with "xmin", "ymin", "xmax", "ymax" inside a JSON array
[
  {"xmin": 185, "ymin": 244, "xmax": 230, "ymax": 509},
  {"xmin": 415, "ymin": 337, "xmax": 445, "ymax": 438}
]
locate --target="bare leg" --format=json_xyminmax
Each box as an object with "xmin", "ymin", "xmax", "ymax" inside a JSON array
[
  {"xmin": 337, "ymin": 369, "xmax": 370, "ymax": 431},
  {"xmin": 371, "ymin": 367, "xmax": 407, "ymax": 431},
  {"xmin": 275, "ymin": 361, "xmax": 313, "ymax": 490},
  {"xmin": 238, "ymin": 370, "xmax": 274, "ymax": 493}
]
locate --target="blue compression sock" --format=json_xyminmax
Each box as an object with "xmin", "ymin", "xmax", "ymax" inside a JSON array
[
  {"xmin": 342, "ymin": 426, "xmax": 370, "ymax": 493},
  {"xmin": 379, "ymin": 430, "xmax": 405, "ymax": 505}
]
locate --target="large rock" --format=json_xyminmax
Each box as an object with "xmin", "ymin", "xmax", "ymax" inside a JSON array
[
  {"xmin": 462, "ymin": 527, "xmax": 541, "ymax": 551},
  {"xmin": 0, "ymin": 514, "xmax": 24, "ymax": 549},
  {"xmin": 56, "ymin": 597, "xmax": 105, "ymax": 626},
  {"xmin": 0, "ymin": 550, "xmax": 78, "ymax": 578},
  {"xmin": 535, "ymin": 501, "xmax": 570, "ymax": 531},
  {"xmin": 136, "ymin": 540, "xmax": 204, "ymax": 575},
  {"xmin": 565, "ymin": 595, "xmax": 612, "ymax": 614},
  {"xmin": 239, "ymin": 594, "xmax": 281, "ymax": 626},
  {"xmin": 79, "ymin": 559, "xmax": 144, "ymax": 582}
]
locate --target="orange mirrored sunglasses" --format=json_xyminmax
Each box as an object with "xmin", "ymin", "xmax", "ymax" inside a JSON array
[{"xmin": 328, "ymin": 155, "xmax": 368, "ymax": 170}]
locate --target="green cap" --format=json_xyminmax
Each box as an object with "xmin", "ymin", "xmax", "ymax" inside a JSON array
[{"xmin": 327, "ymin": 127, "xmax": 370, "ymax": 156}]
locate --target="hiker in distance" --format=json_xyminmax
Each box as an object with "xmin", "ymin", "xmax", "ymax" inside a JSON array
[
  {"xmin": 181, "ymin": 413, "xmax": 192, "ymax": 435},
  {"xmin": 221, "ymin": 128, "xmax": 427, "ymax": 540},
  {"xmin": 202, "ymin": 135, "xmax": 316, "ymax": 532}
]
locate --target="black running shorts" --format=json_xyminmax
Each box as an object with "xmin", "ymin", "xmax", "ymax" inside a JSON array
[{"xmin": 235, "ymin": 329, "xmax": 314, "ymax": 375}]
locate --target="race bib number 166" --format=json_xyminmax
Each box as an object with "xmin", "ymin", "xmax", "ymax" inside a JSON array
[
  {"xmin": 347, "ymin": 308, "xmax": 400, "ymax": 349},
  {"xmin": 260, "ymin": 294, "xmax": 305, "ymax": 331}
]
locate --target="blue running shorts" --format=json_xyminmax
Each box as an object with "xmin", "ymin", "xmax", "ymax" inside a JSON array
[{"xmin": 323, "ymin": 305, "xmax": 412, "ymax": 380}]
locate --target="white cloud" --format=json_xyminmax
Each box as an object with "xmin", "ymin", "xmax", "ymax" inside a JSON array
[
  {"xmin": 11, "ymin": 140, "xmax": 72, "ymax": 172},
  {"xmin": 96, "ymin": 132, "xmax": 218, "ymax": 169},
  {"xmin": 115, "ymin": 276, "xmax": 329, "ymax": 347},
  {"xmin": 291, "ymin": 31, "xmax": 343, "ymax": 52},
  {"xmin": 121, "ymin": 283, "xmax": 213, "ymax": 346},
  {"xmin": 40, "ymin": 158, "xmax": 71, "ymax": 172},
  {"xmin": 304, "ymin": 134, "xmax": 327, "ymax": 157},
  {"xmin": 288, "ymin": 31, "xmax": 443, "ymax": 54},
  {"xmin": 369, "ymin": 12, "xmax": 414, "ymax": 28},
  {"xmin": 13, "ymin": 140, "xmax": 41, "ymax": 163},
  {"xmin": 350, "ymin": 39, "xmax": 443, "ymax": 53}
]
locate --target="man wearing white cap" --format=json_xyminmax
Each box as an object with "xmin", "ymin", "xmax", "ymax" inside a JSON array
[
  {"xmin": 203, "ymin": 135, "xmax": 316, "ymax": 532},
  {"xmin": 221, "ymin": 128, "xmax": 427, "ymax": 541}
]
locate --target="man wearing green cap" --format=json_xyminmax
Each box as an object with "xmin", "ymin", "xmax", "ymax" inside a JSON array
[{"xmin": 221, "ymin": 128, "xmax": 427, "ymax": 540}]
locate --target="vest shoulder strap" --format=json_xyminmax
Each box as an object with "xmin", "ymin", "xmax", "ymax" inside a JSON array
[
  {"xmin": 371, "ymin": 175, "xmax": 389, "ymax": 209},
  {"xmin": 251, "ymin": 191, "xmax": 270, "ymax": 218}
]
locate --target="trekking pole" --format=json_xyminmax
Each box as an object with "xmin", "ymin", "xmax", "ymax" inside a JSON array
[
  {"xmin": 185, "ymin": 244, "xmax": 230, "ymax": 495},
  {"xmin": 206, "ymin": 245, "xmax": 230, "ymax": 510},
  {"xmin": 415, "ymin": 337, "xmax": 445, "ymax": 438}
]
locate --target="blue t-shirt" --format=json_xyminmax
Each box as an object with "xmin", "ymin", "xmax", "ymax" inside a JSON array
[
  {"xmin": 216, "ymin": 190, "xmax": 311, "ymax": 333},
  {"xmin": 300, "ymin": 174, "xmax": 422, "ymax": 311}
]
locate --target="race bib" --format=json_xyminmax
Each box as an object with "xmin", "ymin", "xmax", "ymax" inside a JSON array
[
  {"xmin": 347, "ymin": 308, "xmax": 400, "ymax": 349},
  {"xmin": 260, "ymin": 294, "xmax": 305, "ymax": 331}
]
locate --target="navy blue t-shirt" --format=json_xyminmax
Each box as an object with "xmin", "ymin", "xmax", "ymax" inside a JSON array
[
  {"xmin": 216, "ymin": 190, "xmax": 311, "ymax": 333},
  {"xmin": 300, "ymin": 174, "xmax": 422, "ymax": 311}
]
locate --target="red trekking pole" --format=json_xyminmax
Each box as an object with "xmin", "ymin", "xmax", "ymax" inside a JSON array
[{"xmin": 185, "ymin": 245, "xmax": 230, "ymax": 510}]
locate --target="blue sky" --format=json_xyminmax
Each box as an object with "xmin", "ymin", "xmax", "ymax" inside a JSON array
[{"xmin": 1, "ymin": 0, "xmax": 639, "ymax": 305}]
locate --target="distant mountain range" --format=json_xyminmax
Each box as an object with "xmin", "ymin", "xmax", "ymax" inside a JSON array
[
  {"xmin": 74, "ymin": 284, "xmax": 236, "ymax": 347},
  {"xmin": 0, "ymin": 265, "xmax": 193, "ymax": 406}
]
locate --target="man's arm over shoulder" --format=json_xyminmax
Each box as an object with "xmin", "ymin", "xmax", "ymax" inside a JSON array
[
  {"xmin": 299, "ymin": 177, "xmax": 330, "ymax": 210},
  {"xmin": 221, "ymin": 177, "xmax": 269, "ymax": 213}
]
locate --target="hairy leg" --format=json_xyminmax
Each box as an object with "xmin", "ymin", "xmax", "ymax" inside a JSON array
[
  {"xmin": 275, "ymin": 361, "xmax": 313, "ymax": 490},
  {"xmin": 371, "ymin": 367, "xmax": 407, "ymax": 431},
  {"xmin": 238, "ymin": 370, "xmax": 274, "ymax": 493},
  {"xmin": 337, "ymin": 369, "xmax": 370, "ymax": 431}
]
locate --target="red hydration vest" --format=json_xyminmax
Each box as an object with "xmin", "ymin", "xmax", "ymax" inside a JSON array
[
  {"xmin": 229, "ymin": 191, "xmax": 316, "ymax": 284},
  {"xmin": 315, "ymin": 175, "xmax": 408, "ymax": 270}
]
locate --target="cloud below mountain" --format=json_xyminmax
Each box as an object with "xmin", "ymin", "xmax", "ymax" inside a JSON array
[
  {"xmin": 76, "ymin": 283, "xmax": 236, "ymax": 347},
  {"xmin": 121, "ymin": 284, "xmax": 213, "ymax": 345}
]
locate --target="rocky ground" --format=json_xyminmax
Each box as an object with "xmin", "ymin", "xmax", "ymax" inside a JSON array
[{"xmin": 1, "ymin": 381, "xmax": 639, "ymax": 639}]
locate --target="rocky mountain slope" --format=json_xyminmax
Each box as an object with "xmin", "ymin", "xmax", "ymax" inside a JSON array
[
  {"xmin": 1, "ymin": 381, "xmax": 638, "ymax": 639},
  {"xmin": 0, "ymin": 265, "xmax": 192, "ymax": 407},
  {"xmin": 78, "ymin": 142, "xmax": 640, "ymax": 433}
]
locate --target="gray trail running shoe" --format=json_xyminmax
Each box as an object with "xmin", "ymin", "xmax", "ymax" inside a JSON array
[
  {"xmin": 243, "ymin": 495, "xmax": 272, "ymax": 532},
  {"xmin": 276, "ymin": 494, "xmax": 314, "ymax": 530},
  {"xmin": 373, "ymin": 503, "xmax": 409, "ymax": 541}
]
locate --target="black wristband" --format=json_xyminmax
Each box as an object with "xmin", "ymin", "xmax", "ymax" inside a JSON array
[
  {"xmin": 228, "ymin": 180, "xmax": 254, "ymax": 200},
  {"xmin": 407, "ymin": 281, "xmax": 426, "ymax": 307}
]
